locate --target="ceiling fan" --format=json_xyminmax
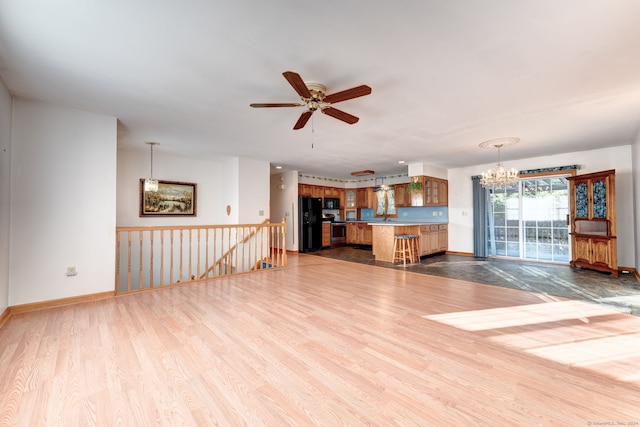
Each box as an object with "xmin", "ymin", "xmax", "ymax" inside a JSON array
[{"xmin": 250, "ymin": 71, "xmax": 372, "ymax": 130}]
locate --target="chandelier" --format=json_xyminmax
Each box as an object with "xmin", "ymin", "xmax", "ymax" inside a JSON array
[
  {"xmin": 479, "ymin": 138, "xmax": 520, "ymax": 189},
  {"xmin": 144, "ymin": 141, "xmax": 159, "ymax": 192}
]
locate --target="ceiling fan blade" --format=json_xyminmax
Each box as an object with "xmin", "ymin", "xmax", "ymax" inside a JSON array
[
  {"xmin": 283, "ymin": 71, "xmax": 312, "ymax": 99},
  {"xmin": 321, "ymin": 107, "xmax": 359, "ymax": 125},
  {"xmin": 293, "ymin": 111, "xmax": 313, "ymax": 130},
  {"xmin": 323, "ymin": 85, "xmax": 372, "ymax": 104},
  {"xmin": 250, "ymin": 103, "xmax": 303, "ymax": 108}
]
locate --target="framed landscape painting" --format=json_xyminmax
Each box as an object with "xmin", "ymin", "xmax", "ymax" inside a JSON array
[{"xmin": 139, "ymin": 179, "xmax": 197, "ymax": 217}]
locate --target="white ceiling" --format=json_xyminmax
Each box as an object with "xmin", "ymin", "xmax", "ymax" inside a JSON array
[{"xmin": 2, "ymin": 1, "xmax": 640, "ymax": 179}]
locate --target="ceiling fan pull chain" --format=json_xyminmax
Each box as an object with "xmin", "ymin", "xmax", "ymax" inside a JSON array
[{"xmin": 311, "ymin": 115, "xmax": 315, "ymax": 149}]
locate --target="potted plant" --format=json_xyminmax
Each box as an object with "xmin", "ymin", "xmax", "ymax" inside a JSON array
[
  {"xmin": 408, "ymin": 179, "xmax": 423, "ymax": 193},
  {"xmin": 408, "ymin": 178, "xmax": 424, "ymax": 206}
]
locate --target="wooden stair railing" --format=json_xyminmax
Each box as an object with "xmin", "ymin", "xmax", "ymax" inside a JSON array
[
  {"xmin": 199, "ymin": 219, "xmax": 270, "ymax": 280},
  {"xmin": 116, "ymin": 218, "xmax": 287, "ymax": 294}
]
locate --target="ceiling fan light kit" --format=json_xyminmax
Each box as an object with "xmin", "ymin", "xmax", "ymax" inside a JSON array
[{"xmin": 250, "ymin": 71, "xmax": 371, "ymax": 130}]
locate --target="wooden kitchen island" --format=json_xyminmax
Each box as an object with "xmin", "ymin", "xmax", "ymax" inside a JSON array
[{"xmin": 369, "ymin": 222, "xmax": 448, "ymax": 262}]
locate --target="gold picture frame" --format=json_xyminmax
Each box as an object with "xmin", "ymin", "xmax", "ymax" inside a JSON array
[{"xmin": 139, "ymin": 179, "xmax": 197, "ymax": 217}]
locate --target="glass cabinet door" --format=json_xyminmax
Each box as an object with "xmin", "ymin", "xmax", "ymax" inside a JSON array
[
  {"xmin": 345, "ymin": 189, "xmax": 356, "ymax": 208},
  {"xmin": 591, "ymin": 179, "xmax": 607, "ymax": 218},
  {"xmin": 574, "ymin": 181, "xmax": 589, "ymax": 218}
]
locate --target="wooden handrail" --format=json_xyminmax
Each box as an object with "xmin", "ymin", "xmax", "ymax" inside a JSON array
[
  {"xmin": 115, "ymin": 218, "xmax": 287, "ymax": 294},
  {"xmin": 199, "ymin": 219, "xmax": 270, "ymax": 279}
]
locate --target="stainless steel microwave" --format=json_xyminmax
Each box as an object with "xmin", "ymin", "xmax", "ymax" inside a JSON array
[{"xmin": 324, "ymin": 198, "xmax": 340, "ymax": 209}]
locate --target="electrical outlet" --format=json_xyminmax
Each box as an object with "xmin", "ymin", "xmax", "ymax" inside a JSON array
[
  {"xmin": 66, "ymin": 267, "xmax": 77, "ymax": 276},
  {"xmin": 403, "ymin": 212, "xmax": 408, "ymax": 217},
  {"xmin": 258, "ymin": 210, "xmax": 264, "ymax": 216}
]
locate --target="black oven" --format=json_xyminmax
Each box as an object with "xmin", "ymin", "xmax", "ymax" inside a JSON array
[
  {"xmin": 330, "ymin": 222, "xmax": 346, "ymax": 247},
  {"xmin": 324, "ymin": 198, "xmax": 340, "ymax": 210}
]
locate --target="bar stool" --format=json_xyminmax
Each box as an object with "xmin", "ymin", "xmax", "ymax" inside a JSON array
[{"xmin": 393, "ymin": 234, "xmax": 420, "ymax": 266}]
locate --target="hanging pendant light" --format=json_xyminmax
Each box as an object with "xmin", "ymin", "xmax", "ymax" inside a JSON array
[
  {"xmin": 479, "ymin": 138, "xmax": 520, "ymax": 189},
  {"xmin": 144, "ymin": 141, "xmax": 159, "ymax": 192}
]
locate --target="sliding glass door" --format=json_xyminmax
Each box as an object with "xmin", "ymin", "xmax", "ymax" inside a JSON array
[{"xmin": 487, "ymin": 175, "xmax": 570, "ymax": 262}]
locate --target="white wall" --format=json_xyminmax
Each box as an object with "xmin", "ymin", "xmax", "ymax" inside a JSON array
[
  {"xmin": 238, "ymin": 157, "xmax": 270, "ymax": 224},
  {"xmin": 117, "ymin": 150, "xmax": 270, "ymax": 226},
  {"xmin": 116, "ymin": 148, "xmax": 226, "ymax": 225},
  {"xmin": 408, "ymin": 162, "xmax": 447, "ymax": 180},
  {"xmin": 271, "ymin": 170, "xmax": 299, "ymax": 250},
  {"xmin": 633, "ymin": 134, "xmax": 640, "ymax": 271},
  {"xmin": 448, "ymin": 145, "xmax": 637, "ymax": 269},
  {"xmin": 10, "ymin": 99, "xmax": 117, "ymax": 305},
  {"xmin": 0, "ymin": 78, "xmax": 12, "ymax": 314}
]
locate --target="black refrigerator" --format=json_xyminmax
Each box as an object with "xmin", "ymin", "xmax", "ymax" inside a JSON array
[{"xmin": 298, "ymin": 196, "xmax": 323, "ymax": 252}]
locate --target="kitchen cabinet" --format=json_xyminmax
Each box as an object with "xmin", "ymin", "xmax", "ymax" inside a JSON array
[
  {"xmin": 359, "ymin": 223, "xmax": 372, "ymax": 245},
  {"xmin": 419, "ymin": 224, "xmax": 448, "ymax": 256},
  {"xmin": 567, "ymin": 169, "xmax": 617, "ymax": 276},
  {"xmin": 435, "ymin": 179, "xmax": 448, "ymax": 206},
  {"xmin": 356, "ymin": 188, "xmax": 373, "ymax": 208},
  {"xmin": 338, "ymin": 188, "xmax": 345, "ymax": 209},
  {"xmin": 297, "ymin": 184, "xmax": 324, "ymax": 199},
  {"xmin": 394, "ymin": 183, "xmax": 411, "ymax": 207},
  {"xmin": 346, "ymin": 222, "xmax": 372, "ymax": 245},
  {"xmin": 437, "ymin": 224, "xmax": 448, "ymax": 252},
  {"xmin": 423, "ymin": 177, "xmax": 448, "ymax": 206},
  {"xmin": 346, "ymin": 222, "xmax": 357, "ymax": 244},
  {"xmin": 298, "ymin": 184, "xmax": 312, "ymax": 197},
  {"xmin": 311, "ymin": 185, "xmax": 324, "ymax": 199},
  {"xmin": 322, "ymin": 222, "xmax": 331, "ymax": 247},
  {"xmin": 324, "ymin": 187, "xmax": 340, "ymax": 198},
  {"xmin": 345, "ymin": 189, "xmax": 356, "ymax": 208}
]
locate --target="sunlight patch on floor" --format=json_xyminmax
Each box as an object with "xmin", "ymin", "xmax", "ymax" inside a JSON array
[
  {"xmin": 423, "ymin": 301, "xmax": 640, "ymax": 386},
  {"xmin": 422, "ymin": 300, "xmax": 613, "ymax": 331}
]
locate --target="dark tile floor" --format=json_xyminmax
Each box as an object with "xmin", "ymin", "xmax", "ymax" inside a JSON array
[{"xmin": 310, "ymin": 245, "xmax": 640, "ymax": 316}]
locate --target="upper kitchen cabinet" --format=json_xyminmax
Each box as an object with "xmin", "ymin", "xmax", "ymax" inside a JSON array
[
  {"xmin": 298, "ymin": 184, "xmax": 312, "ymax": 197},
  {"xmin": 566, "ymin": 169, "xmax": 617, "ymax": 276},
  {"xmin": 356, "ymin": 187, "xmax": 373, "ymax": 208},
  {"xmin": 298, "ymin": 184, "xmax": 325, "ymax": 199},
  {"xmin": 422, "ymin": 176, "xmax": 448, "ymax": 206},
  {"xmin": 394, "ymin": 183, "xmax": 411, "ymax": 207},
  {"xmin": 345, "ymin": 189, "xmax": 356, "ymax": 208},
  {"xmin": 324, "ymin": 187, "xmax": 340, "ymax": 198},
  {"xmin": 311, "ymin": 185, "xmax": 325, "ymax": 199}
]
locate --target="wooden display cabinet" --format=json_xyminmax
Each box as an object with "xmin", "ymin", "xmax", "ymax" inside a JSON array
[{"xmin": 566, "ymin": 169, "xmax": 617, "ymax": 276}]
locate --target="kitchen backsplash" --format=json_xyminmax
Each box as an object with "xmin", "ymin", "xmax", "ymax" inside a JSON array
[{"xmin": 359, "ymin": 207, "xmax": 448, "ymax": 223}]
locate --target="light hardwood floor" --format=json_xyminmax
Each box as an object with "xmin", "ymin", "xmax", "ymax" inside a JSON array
[{"xmin": 1, "ymin": 254, "xmax": 639, "ymax": 426}]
